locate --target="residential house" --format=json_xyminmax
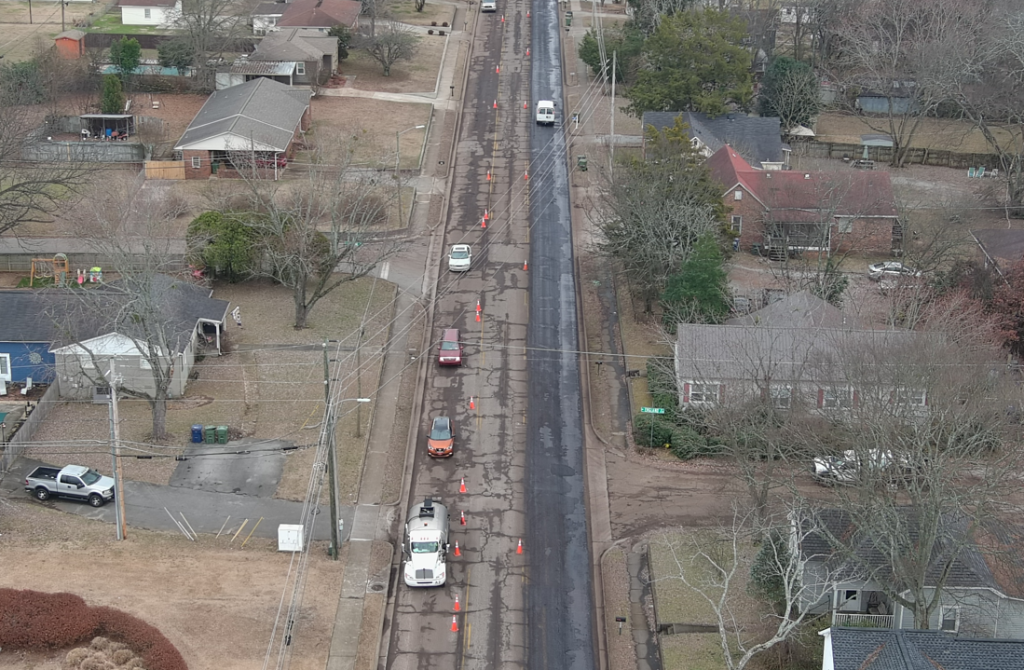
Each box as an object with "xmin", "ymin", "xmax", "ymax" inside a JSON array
[
  {"xmin": 674, "ymin": 303, "xmax": 923, "ymax": 414},
  {"xmin": 277, "ymin": 0, "xmax": 361, "ymax": 32},
  {"xmin": 793, "ymin": 508, "xmax": 1024, "ymax": 638},
  {"xmin": 707, "ymin": 144, "xmax": 901, "ymax": 256},
  {"xmin": 244, "ymin": 28, "xmax": 337, "ymax": 87},
  {"xmin": 856, "ymin": 88, "xmax": 918, "ymax": 115},
  {"xmin": 50, "ymin": 275, "xmax": 228, "ymax": 401},
  {"xmin": 251, "ymin": 1, "xmax": 286, "ymax": 35},
  {"xmin": 54, "ymin": 30, "xmax": 86, "ymax": 59},
  {"xmin": 820, "ymin": 627, "xmax": 1024, "ymax": 670},
  {"xmin": 972, "ymin": 229, "xmax": 1024, "ymax": 276},
  {"xmin": 174, "ymin": 77, "xmax": 311, "ymax": 179},
  {"xmin": 118, "ymin": 0, "xmax": 181, "ymax": 26},
  {"xmin": 641, "ymin": 111, "xmax": 789, "ymax": 170},
  {"xmin": 0, "ymin": 291, "xmax": 61, "ymax": 393}
]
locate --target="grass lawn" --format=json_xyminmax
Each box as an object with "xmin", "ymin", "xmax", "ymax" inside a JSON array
[
  {"xmin": 341, "ymin": 34, "xmax": 446, "ymax": 93},
  {"xmin": 87, "ymin": 11, "xmax": 170, "ymax": 34},
  {"xmin": 815, "ymin": 111, "xmax": 1023, "ymax": 154},
  {"xmin": 389, "ymin": 0, "xmax": 457, "ymax": 26}
]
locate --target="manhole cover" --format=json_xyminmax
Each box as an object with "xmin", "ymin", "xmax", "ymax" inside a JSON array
[{"xmin": 368, "ymin": 583, "xmax": 386, "ymax": 592}]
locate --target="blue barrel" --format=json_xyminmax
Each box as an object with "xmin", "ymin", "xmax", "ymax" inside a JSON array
[{"xmin": 191, "ymin": 424, "xmax": 203, "ymax": 443}]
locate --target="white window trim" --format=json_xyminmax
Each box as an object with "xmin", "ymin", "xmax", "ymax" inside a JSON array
[
  {"xmin": 79, "ymin": 356, "xmax": 96, "ymax": 370},
  {"xmin": 734, "ymin": 190, "xmax": 743, "ymax": 201},
  {"xmin": 837, "ymin": 216, "xmax": 854, "ymax": 234},
  {"xmin": 687, "ymin": 381, "xmax": 721, "ymax": 405},
  {"xmin": 822, "ymin": 386, "xmax": 854, "ymax": 410},
  {"xmin": 770, "ymin": 384, "xmax": 791, "ymax": 410},
  {"xmin": 0, "ymin": 353, "xmax": 10, "ymax": 381},
  {"xmin": 940, "ymin": 605, "xmax": 960, "ymax": 632},
  {"xmin": 296, "ymin": 62, "xmax": 306, "ymax": 75},
  {"xmin": 191, "ymin": 156, "xmax": 201, "ymax": 169},
  {"xmin": 731, "ymin": 215, "xmax": 742, "ymax": 233},
  {"xmin": 896, "ymin": 387, "xmax": 927, "ymax": 407},
  {"xmin": 144, "ymin": 7, "xmax": 152, "ymax": 18}
]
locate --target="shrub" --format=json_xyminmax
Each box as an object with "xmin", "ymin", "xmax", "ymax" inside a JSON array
[
  {"xmin": 0, "ymin": 589, "xmax": 97, "ymax": 649},
  {"xmin": 668, "ymin": 425, "xmax": 706, "ymax": 459},
  {"xmin": 748, "ymin": 529, "xmax": 789, "ymax": 613},
  {"xmin": 633, "ymin": 412, "xmax": 674, "ymax": 448}
]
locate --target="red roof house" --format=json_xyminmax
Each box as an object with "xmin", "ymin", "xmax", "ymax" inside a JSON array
[
  {"xmin": 707, "ymin": 145, "xmax": 901, "ymax": 257},
  {"xmin": 277, "ymin": 0, "xmax": 361, "ymax": 30}
]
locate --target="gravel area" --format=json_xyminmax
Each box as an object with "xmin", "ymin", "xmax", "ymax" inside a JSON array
[{"xmin": 0, "ymin": 495, "xmax": 344, "ymax": 670}]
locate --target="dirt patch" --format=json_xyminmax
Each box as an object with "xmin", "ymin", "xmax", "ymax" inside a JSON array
[
  {"xmin": 340, "ymin": 33, "xmax": 446, "ymax": 94},
  {"xmin": 0, "ymin": 497, "xmax": 344, "ymax": 670},
  {"xmin": 814, "ymin": 111, "xmax": 1022, "ymax": 155},
  {"xmin": 0, "ymin": 2, "xmax": 98, "ymax": 63},
  {"xmin": 310, "ymin": 96, "xmax": 432, "ymax": 168}
]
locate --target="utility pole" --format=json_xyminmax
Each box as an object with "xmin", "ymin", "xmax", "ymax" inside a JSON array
[
  {"xmin": 61, "ymin": 1, "xmax": 67, "ymax": 32},
  {"xmin": 323, "ymin": 340, "xmax": 340, "ymax": 560},
  {"xmin": 610, "ymin": 50, "xmax": 616, "ymax": 176},
  {"xmin": 107, "ymin": 362, "xmax": 127, "ymax": 540}
]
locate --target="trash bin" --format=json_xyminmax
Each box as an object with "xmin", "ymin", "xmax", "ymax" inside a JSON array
[
  {"xmin": 89, "ymin": 267, "xmax": 103, "ymax": 283},
  {"xmin": 191, "ymin": 424, "xmax": 203, "ymax": 443},
  {"xmin": 577, "ymin": 155, "xmax": 588, "ymax": 171},
  {"xmin": 565, "ymin": 10, "xmax": 573, "ymax": 26},
  {"xmin": 204, "ymin": 425, "xmax": 216, "ymax": 444},
  {"xmin": 216, "ymin": 425, "xmax": 228, "ymax": 444},
  {"xmin": 732, "ymin": 238, "xmax": 740, "ymax": 252}
]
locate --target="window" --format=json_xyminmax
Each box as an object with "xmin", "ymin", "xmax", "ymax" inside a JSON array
[
  {"xmin": 940, "ymin": 606, "xmax": 960, "ymax": 632},
  {"xmin": 897, "ymin": 388, "xmax": 927, "ymax": 407},
  {"xmin": 191, "ymin": 156, "xmax": 201, "ymax": 169},
  {"xmin": 0, "ymin": 353, "xmax": 10, "ymax": 381},
  {"xmin": 79, "ymin": 356, "xmax": 96, "ymax": 370},
  {"xmin": 734, "ymin": 190, "xmax": 743, "ymax": 201},
  {"xmin": 296, "ymin": 62, "xmax": 306, "ymax": 75},
  {"xmin": 837, "ymin": 216, "xmax": 853, "ymax": 234},
  {"xmin": 821, "ymin": 387, "xmax": 853, "ymax": 409},
  {"xmin": 144, "ymin": 7, "xmax": 151, "ymax": 18},
  {"xmin": 731, "ymin": 215, "xmax": 742, "ymax": 233},
  {"xmin": 140, "ymin": 358, "xmax": 152, "ymax": 370},
  {"xmin": 770, "ymin": 385, "xmax": 792, "ymax": 410},
  {"xmin": 685, "ymin": 382, "xmax": 721, "ymax": 405}
]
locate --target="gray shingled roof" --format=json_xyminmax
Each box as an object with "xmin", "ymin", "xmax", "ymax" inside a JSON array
[
  {"xmin": 829, "ymin": 628, "xmax": 1024, "ymax": 670},
  {"xmin": 799, "ymin": 508, "xmax": 998, "ymax": 591},
  {"xmin": 174, "ymin": 77, "xmax": 309, "ymax": 152},
  {"xmin": 726, "ymin": 291, "xmax": 861, "ymax": 328},
  {"xmin": 251, "ymin": 1, "xmax": 285, "ymax": 16},
  {"xmin": 230, "ymin": 59, "xmax": 297, "ymax": 76},
  {"xmin": 250, "ymin": 28, "xmax": 336, "ymax": 62},
  {"xmin": 0, "ymin": 276, "xmax": 228, "ymax": 355},
  {"xmin": 642, "ymin": 111, "xmax": 786, "ymax": 168},
  {"xmin": 972, "ymin": 229, "xmax": 1024, "ymax": 273}
]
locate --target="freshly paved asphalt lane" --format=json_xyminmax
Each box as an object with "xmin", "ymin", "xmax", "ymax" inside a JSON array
[{"xmin": 527, "ymin": 0, "xmax": 596, "ymax": 667}]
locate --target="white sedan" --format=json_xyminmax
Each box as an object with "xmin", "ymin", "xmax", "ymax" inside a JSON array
[
  {"xmin": 867, "ymin": 261, "xmax": 920, "ymax": 280},
  {"xmin": 448, "ymin": 244, "xmax": 472, "ymax": 272}
]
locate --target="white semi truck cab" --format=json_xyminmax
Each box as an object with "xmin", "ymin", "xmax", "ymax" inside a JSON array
[{"xmin": 403, "ymin": 497, "xmax": 450, "ymax": 587}]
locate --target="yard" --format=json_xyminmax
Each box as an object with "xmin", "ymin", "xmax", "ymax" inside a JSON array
[
  {"xmin": 310, "ymin": 96, "xmax": 433, "ymax": 169},
  {"xmin": 814, "ymin": 111, "xmax": 1023, "ymax": 155},
  {"xmin": 17, "ymin": 276, "xmax": 396, "ymax": 503},
  {"xmin": 338, "ymin": 32, "xmax": 447, "ymax": 94},
  {"xmin": 0, "ymin": 2, "xmax": 97, "ymax": 62}
]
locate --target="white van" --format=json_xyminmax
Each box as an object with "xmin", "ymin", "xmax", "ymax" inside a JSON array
[
  {"xmin": 535, "ymin": 100, "xmax": 555, "ymax": 125},
  {"xmin": 481, "ymin": 0, "xmax": 496, "ymax": 11}
]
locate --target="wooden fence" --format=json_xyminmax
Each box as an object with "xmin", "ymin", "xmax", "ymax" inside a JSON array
[{"xmin": 791, "ymin": 139, "xmax": 1001, "ymax": 170}]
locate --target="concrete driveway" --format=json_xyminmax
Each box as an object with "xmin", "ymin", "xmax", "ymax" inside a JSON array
[{"xmin": 3, "ymin": 457, "xmax": 354, "ymax": 541}]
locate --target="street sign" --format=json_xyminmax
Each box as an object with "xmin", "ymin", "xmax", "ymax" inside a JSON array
[{"xmin": 640, "ymin": 407, "xmax": 665, "ymax": 414}]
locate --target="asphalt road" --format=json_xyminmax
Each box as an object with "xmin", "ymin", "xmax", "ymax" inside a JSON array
[
  {"xmin": 525, "ymin": 0, "xmax": 595, "ymax": 666},
  {"xmin": 385, "ymin": 0, "xmax": 533, "ymax": 667}
]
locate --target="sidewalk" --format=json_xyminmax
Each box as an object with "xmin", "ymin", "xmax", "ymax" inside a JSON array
[{"xmin": 324, "ymin": 7, "xmax": 467, "ymax": 670}]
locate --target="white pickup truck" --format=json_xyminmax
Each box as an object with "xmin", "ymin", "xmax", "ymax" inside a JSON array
[
  {"xmin": 24, "ymin": 465, "xmax": 116, "ymax": 507},
  {"xmin": 403, "ymin": 497, "xmax": 450, "ymax": 587}
]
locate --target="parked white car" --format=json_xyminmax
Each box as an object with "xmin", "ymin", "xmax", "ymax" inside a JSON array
[
  {"xmin": 448, "ymin": 244, "xmax": 472, "ymax": 272},
  {"xmin": 867, "ymin": 261, "xmax": 920, "ymax": 281},
  {"xmin": 812, "ymin": 449, "xmax": 920, "ymax": 487}
]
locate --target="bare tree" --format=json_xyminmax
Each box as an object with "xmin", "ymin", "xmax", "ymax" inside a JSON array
[
  {"xmin": 360, "ymin": 21, "xmax": 418, "ymax": 77},
  {"xmin": 57, "ymin": 174, "xmax": 199, "ymax": 440},
  {"xmin": 653, "ymin": 504, "xmax": 841, "ymax": 670},
  {"xmin": 232, "ymin": 143, "xmax": 406, "ymax": 328},
  {"xmin": 171, "ymin": 0, "xmax": 245, "ymax": 91}
]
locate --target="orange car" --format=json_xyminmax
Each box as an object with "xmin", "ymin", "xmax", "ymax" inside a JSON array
[{"xmin": 427, "ymin": 416, "xmax": 454, "ymax": 457}]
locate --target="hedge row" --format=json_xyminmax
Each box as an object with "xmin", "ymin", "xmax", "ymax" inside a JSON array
[{"xmin": 0, "ymin": 589, "xmax": 187, "ymax": 670}]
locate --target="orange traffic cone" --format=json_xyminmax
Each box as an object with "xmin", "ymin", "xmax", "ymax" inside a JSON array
[
  {"xmin": 496, "ymin": 65, "xmax": 500, "ymax": 74},
  {"xmin": 527, "ymin": 10, "xmax": 530, "ymax": 17},
  {"xmin": 469, "ymin": 397, "xmax": 475, "ymax": 410},
  {"xmin": 454, "ymin": 541, "xmax": 461, "ymax": 557},
  {"xmin": 454, "ymin": 595, "xmax": 461, "ymax": 611},
  {"xmin": 493, "ymin": 99, "xmax": 498, "ymax": 109},
  {"xmin": 523, "ymin": 260, "xmax": 528, "ymax": 271},
  {"xmin": 516, "ymin": 538, "xmax": 523, "ymax": 554},
  {"xmin": 524, "ymin": 170, "xmax": 529, "ymax": 180},
  {"xmin": 483, "ymin": 209, "xmax": 489, "ymax": 221},
  {"xmin": 451, "ymin": 615, "xmax": 459, "ymax": 632},
  {"xmin": 523, "ymin": 100, "xmax": 528, "ymax": 109},
  {"xmin": 476, "ymin": 300, "xmax": 481, "ymax": 313},
  {"xmin": 487, "ymin": 170, "xmax": 491, "ymax": 181},
  {"xmin": 481, "ymin": 217, "xmax": 487, "ymax": 229},
  {"xmin": 501, "ymin": 14, "xmax": 505, "ymax": 22},
  {"xmin": 476, "ymin": 312, "xmax": 481, "ymax": 322},
  {"xmin": 461, "ymin": 510, "xmax": 466, "ymax": 525},
  {"xmin": 460, "ymin": 477, "xmax": 467, "ymax": 494},
  {"xmin": 526, "ymin": 48, "xmax": 530, "ymax": 57}
]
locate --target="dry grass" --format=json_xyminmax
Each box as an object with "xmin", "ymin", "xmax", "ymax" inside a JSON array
[
  {"xmin": 310, "ymin": 96, "xmax": 433, "ymax": 168},
  {"xmin": 340, "ymin": 33, "xmax": 446, "ymax": 94},
  {"xmin": 388, "ymin": 0, "xmax": 457, "ymax": 26},
  {"xmin": 0, "ymin": 498, "xmax": 344, "ymax": 670},
  {"xmin": 815, "ymin": 111, "xmax": 1022, "ymax": 154},
  {"xmin": 660, "ymin": 634, "xmax": 725, "ymax": 670},
  {"xmin": 0, "ymin": 2, "xmax": 98, "ymax": 62}
]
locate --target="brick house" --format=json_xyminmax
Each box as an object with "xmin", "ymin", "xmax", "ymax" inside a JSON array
[
  {"xmin": 707, "ymin": 145, "xmax": 901, "ymax": 257},
  {"xmin": 174, "ymin": 77, "xmax": 311, "ymax": 180},
  {"xmin": 277, "ymin": 0, "xmax": 361, "ymax": 31}
]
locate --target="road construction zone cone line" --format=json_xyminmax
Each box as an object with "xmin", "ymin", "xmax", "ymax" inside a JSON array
[
  {"xmin": 454, "ymin": 541, "xmax": 461, "ymax": 557},
  {"xmin": 516, "ymin": 538, "xmax": 523, "ymax": 554},
  {"xmin": 483, "ymin": 209, "xmax": 489, "ymax": 220},
  {"xmin": 524, "ymin": 170, "xmax": 529, "ymax": 180},
  {"xmin": 526, "ymin": 48, "xmax": 530, "ymax": 57},
  {"xmin": 523, "ymin": 260, "xmax": 528, "ymax": 271},
  {"xmin": 496, "ymin": 65, "xmax": 500, "ymax": 74},
  {"xmin": 476, "ymin": 299, "xmax": 481, "ymax": 313},
  {"xmin": 476, "ymin": 312, "xmax": 481, "ymax": 322},
  {"xmin": 523, "ymin": 100, "xmax": 528, "ymax": 109},
  {"xmin": 454, "ymin": 595, "xmax": 461, "ymax": 611},
  {"xmin": 451, "ymin": 615, "xmax": 459, "ymax": 632},
  {"xmin": 487, "ymin": 170, "xmax": 491, "ymax": 181},
  {"xmin": 469, "ymin": 396, "xmax": 475, "ymax": 410},
  {"xmin": 493, "ymin": 99, "xmax": 498, "ymax": 109},
  {"xmin": 481, "ymin": 217, "xmax": 487, "ymax": 229},
  {"xmin": 460, "ymin": 477, "xmax": 467, "ymax": 494},
  {"xmin": 461, "ymin": 510, "xmax": 467, "ymax": 525}
]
